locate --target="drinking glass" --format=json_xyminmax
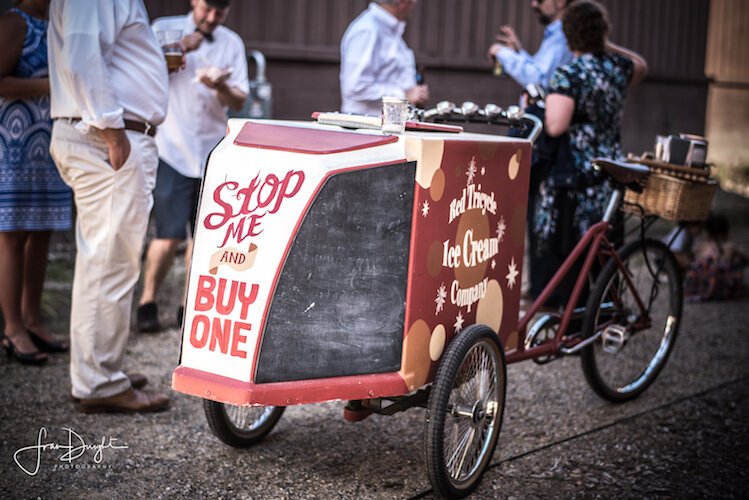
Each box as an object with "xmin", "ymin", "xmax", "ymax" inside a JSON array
[
  {"xmin": 156, "ymin": 29, "xmax": 183, "ymax": 71},
  {"xmin": 381, "ymin": 96, "xmax": 408, "ymax": 134}
]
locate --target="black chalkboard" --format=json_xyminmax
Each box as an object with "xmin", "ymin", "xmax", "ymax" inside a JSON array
[{"xmin": 254, "ymin": 162, "xmax": 415, "ymax": 383}]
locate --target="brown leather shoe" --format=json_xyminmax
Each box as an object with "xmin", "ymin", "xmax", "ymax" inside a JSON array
[
  {"xmin": 69, "ymin": 372, "xmax": 148, "ymax": 402},
  {"xmin": 78, "ymin": 388, "xmax": 170, "ymax": 414},
  {"xmin": 127, "ymin": 372, "xmax": 148, "ymax": 390}
]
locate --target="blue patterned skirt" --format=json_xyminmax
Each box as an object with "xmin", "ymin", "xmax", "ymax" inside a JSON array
[{"xmin": 0, "ymin": 98, "xmax": 72, "ymax": 232}]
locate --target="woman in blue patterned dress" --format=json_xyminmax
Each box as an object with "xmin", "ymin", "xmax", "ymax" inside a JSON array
[
  {"xmin": 0, "ymin": 0, "xmax": 71, "ymax": 364},
  {"xmin": 531, "ymin": 0, "xmax": 647, "ymax": 307}
]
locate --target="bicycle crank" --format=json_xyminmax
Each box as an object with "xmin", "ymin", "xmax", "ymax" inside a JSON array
[{"xmin": 525, "ymin": 314, "xmax": 560, "ymax": 365}]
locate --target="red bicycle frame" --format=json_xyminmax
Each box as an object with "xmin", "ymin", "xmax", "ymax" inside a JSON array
[{"xmin": 507, "ymin": 213, "xmax": 649, "ymax": 364}]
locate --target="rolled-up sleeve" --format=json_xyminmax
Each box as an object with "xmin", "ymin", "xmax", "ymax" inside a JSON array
[
  {"xmin": 56, "ymin": 0, "xmax": 124, "ymax": 130},
  {"xmin": 497, "ymin": 23, "xmax": 573, "ymax": 89},
  {"xmin": 497, "ymin": 47, "xmax": 545, "ymax": 89}
]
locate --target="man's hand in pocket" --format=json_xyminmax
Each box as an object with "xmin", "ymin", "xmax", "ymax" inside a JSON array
[{"xmin": 100, "ymin": 128, "xmax": 131, "ymax": 171}]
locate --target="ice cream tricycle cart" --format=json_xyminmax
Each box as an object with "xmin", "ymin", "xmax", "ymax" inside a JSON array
[{"xmin": 172, "ymin": 104, "xmax": 686, "ymax": 498}]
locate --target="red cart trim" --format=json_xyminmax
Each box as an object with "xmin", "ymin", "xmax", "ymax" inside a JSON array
[
  {"xmin": 173, "ymin": 366, "xmax": 409, "ymax": 406},
  {"xmin": 233, "ymin": 122, "xmax": 398, "ymax": 154}
]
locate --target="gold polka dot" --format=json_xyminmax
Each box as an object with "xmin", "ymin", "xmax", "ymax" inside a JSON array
[
  {"xmin": 429, "ymin": 324, "xmax": 446, "ymax": 361},
  {"xmin": 476, "ymin": 279, "xmax": 503, "ymax": 333},
  {"xmin": 399, "ymin": 320, "xmax": 432, "ymax": 390},
  {"xmin": 478, "ymin": 141, "xmax": 500, "ymax": 160},
  {"xmin": 430, "ymin": 168, "xmax": 445, "ymax": 202},
  {"xmin": 427, "ymin": 240, "xmax": 443, "ymax": 277},
  {"xmin": 505, "ymin": 331, "xmax": 519, "ymax": 351},
  {"xmin": 454, "ymin": 209, "xmax": 490, "ymax": 288},
  {"xmin": 413, "ymin": 139, "xmax": 445, "ymax": 190},
  {"xmin": 508, "ymin": 153, "xmax": 520, "ymax": 180}
]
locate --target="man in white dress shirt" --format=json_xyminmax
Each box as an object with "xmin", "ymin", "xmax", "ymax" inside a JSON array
[
  {"xmin": 136, "ymin": 0, "xmax": 248, "ymax": 333},
  {"xmin": 48, "ymin": 0, "xmax": 170, "ymax": 412},
  {"xmin": 340, "ymin": 0, "xmax": 429, "ymax": 115}
]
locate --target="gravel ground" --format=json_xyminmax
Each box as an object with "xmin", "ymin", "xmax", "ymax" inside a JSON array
[{"xmin": 1, "ymin": 189, "xmax": 747, "ymax": 499}]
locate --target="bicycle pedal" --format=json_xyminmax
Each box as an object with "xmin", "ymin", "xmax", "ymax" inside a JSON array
[{"xmin": 602, "ymin": 324, "xmax": 629, "ymax": 354}]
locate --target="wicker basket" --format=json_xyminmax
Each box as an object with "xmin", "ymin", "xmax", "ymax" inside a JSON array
[{"xmin": 623, "ymin": 172, "xmax": 717, "ymax": 221}]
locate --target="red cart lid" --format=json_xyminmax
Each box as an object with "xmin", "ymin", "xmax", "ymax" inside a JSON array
[{"xmin": 233, "ymin": 122, "xmax": 399, "ymax": 155}]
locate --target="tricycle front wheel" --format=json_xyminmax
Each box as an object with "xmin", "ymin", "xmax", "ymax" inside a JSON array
[
  {"xmin": 425, "ymin": 324, "xmax": 506, "ymax": 498},
  {"xmin": 204, "ymin": 400, "xmax": 285, "ymax": 448}
]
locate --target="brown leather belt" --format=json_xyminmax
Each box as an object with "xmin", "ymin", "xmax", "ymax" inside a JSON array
[
  {"xmin": 123, "ymin": 119, "xmax": 157, "ymax": 137},
  {"xmin": 57, "ymin": 117, "xmax": 157, "ymax": 137}
]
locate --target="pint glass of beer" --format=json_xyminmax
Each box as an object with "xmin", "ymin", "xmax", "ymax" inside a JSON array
[{"xmin": 156, "ymin": 29, "xmax": 183, "ymax": 72}]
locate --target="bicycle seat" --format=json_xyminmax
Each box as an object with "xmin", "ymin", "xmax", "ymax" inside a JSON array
[{"xmin": 593, "ymin": 158, "xmax": 649, "ymax": 187}]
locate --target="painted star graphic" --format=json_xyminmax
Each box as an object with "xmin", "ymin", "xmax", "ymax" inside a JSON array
[
  {"xmin": 506, "ymin": 257, "xmax": 519, "ymax": 289},
  {"xmin": 481, "ymin": 166, "xmax": 486, "ymax": 176},
  {"xmin": 496, "ymin": 217, "xmax": 506, "ymax": 242},
  {"xmin": 466, "ymin": 157, "xmax": 477, "ymax": 185},
  {"xmin": 435, "ymin": 283, "xmax": 447, "ymax": 315},
  {"xmin": 491, "ymin": 259, "xmax": 496, "ymax": 270},
  {"xmin": 454, "ymin": 311, "xmax": 465, "ymax": 333},
  {"xmin": 421, "ymin": 200, "xmax": 430, "ymax": 217}
]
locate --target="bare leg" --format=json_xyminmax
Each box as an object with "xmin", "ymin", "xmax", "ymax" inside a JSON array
[
  {"xmin": 139, "ymin": 238, "xmax": 181, "ymax": 305},
  {"xmin": 184, "ymin": 239, "xmax": 193, "ymax": 284},
  {"xmin": 21, "ymin": 231, "xmax": 62, "ymax": 343},
  {"xmin": 0, "ymin": 231, "xmax": 43, "ymax": 355}
]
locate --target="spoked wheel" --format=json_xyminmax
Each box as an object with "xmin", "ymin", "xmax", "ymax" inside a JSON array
[
  {"xmin": 425, "ymin": 324, "xmax": 506, "ymax": 498},
  {"xmin": 203, "ymin": 400, "xmax": 285, "ymax": 447},
  {"xmin": 581, "ymin": 239, "xmax": 682, "ymax": 402}
]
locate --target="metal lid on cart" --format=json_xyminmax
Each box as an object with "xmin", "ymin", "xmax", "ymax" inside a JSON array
[{"xmin": 233, "ymin": 122, "xmax": 398, "ymax": 155}]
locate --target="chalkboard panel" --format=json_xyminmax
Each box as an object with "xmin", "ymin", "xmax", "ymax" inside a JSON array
[{"xmin": 255, "ymin": 162, "xmax": 415, "ymax": 383}]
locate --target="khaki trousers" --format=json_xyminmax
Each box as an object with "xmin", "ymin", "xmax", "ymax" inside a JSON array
[{"xmin": 51, "ymin": 120, "xmax": 157, "ymax": 399}]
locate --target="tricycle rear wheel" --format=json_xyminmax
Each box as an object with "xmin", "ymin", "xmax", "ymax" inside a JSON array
[
  {"xmin": 204, "ymin": 400, "xmax": 285, "ymax": 448},
  {"xmin": 581, "ymin": 238, "xmax": 682, "ymax": 402},
  {"xmin": 425, "ymin": 324, "xmax": 506, "ymax": 498}
]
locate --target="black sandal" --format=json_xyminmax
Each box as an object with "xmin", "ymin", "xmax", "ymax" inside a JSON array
[
  {"xmin": 1, "ymin": 335, "xmax": 48, "ymax": 365},
  {"xmin": 27, "ymin": 329, "xmax": 69, "ymax": 353}
]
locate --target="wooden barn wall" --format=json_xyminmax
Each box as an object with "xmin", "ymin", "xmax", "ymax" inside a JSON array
[
  {"xmin": 704, "ymin": 0, "xmax": 749, "ymax": 167},
  {"xmin": 706, "ymin": 0, "xmax": 749, "ymax": 83},
  {"xmin": 146, "ymin": 0, "xmax": 712, "ymax": 154}
]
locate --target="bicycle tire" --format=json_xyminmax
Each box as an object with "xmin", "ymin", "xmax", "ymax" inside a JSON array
[
  {"xmin": 204, "ymin": 399, "xmax": 285, "ymax": 448},
  {"xmin": 425, "ymin": 324, "xmax": 506, "ymax": 498},
  {"xmin": 581, "ymin": 238, "xmax": 682, "ymax": 402}
]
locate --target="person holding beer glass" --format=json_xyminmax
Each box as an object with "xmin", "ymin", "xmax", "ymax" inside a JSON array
[{"xmin": 138, "ymin": 0, "xmax": 248, "ymax": 333}]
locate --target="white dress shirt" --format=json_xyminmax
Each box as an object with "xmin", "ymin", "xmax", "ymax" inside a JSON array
[
  {"xmin": 152, "ymin": 14, "xmax": 249, "ymax": 179},
  {"xmin": 496, "ymin": 19, "xmax": 574, "ymax": 90},
  {"xmin": 48, "ymin": 0, "xmax": 168, "ymax": 131},
  {"xmin": 340, "ymin": 2, "xmax": 417, "ymax": 115}
]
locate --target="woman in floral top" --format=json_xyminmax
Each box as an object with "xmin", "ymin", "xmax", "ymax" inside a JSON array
[{"xmin": 531, "ymin": 0, "xmax": 647, "ymax": 307}]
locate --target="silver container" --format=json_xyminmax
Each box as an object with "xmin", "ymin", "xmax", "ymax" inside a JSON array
[
  {"xmin": 679, "ymin": 133, "xmax": 708, "ymax": 168},
  {"xmin": 656, "ymin": 134, "xmax": 709, "ymax": 167}
]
